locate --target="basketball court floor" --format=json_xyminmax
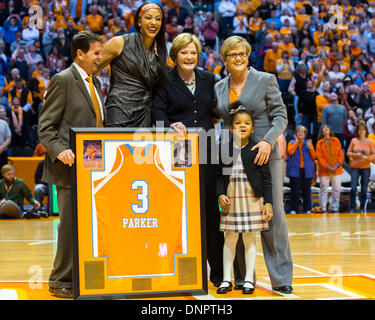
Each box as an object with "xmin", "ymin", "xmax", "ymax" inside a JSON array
[{"xmin": 0, "ymin": 213, "xmax": 374, "ymax": 300}]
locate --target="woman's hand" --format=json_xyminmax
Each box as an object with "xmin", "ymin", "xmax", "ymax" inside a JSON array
[
  {"xmin": 251, "ymin": 140, "xmax": 271, "ymax": 166},
  {"xmin": 218, "ymin": 194, "xmax": 230, "ymax": 212},
  {"xmin": 57, "ymin": 149, "xmax": 75, "ymax": 167},
  {"xmin": 262, "ymin": 204, "xmax": 273, "ymax": 221},
  {"xmin": 170, "ymin": 122, "xmax": 187, "ymax": 137}
]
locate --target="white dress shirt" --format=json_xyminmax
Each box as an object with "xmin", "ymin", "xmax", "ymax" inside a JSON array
[{"xmin": 73, "ymin": 62, "xmax": 104, "ymax": 120}]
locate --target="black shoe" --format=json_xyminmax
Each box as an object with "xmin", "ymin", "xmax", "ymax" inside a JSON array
[
  {"xmin": 216, "ymin": 281, "xmax": 233, "ymax": 294},
  {"xmin": 242, "ymin": 281, "xmax": 255, "ymax": 294},
  {"xmin": 272, "ymin": 285, "xmax": 293, "ymax": 294}
]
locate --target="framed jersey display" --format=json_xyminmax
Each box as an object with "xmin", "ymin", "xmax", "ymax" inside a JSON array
[{"xmin": 70, "ymin": 128, "xmax": 207, "ymax": 299}]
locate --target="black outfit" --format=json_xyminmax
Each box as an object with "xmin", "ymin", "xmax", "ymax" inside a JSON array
[
  {"xmin": 216, "ymin": 139, "xmax": 273, "ymax": 204},
  {"xmin": 298, "ymin": 90, "xmax": 318, "ymax": 139},
  {"xmin": 152, "ymin": 67, "xmax": 224, "ymax": 286},
  {"xmin": 106, "ymin": 32, "xmax": 160, "ymax": 127}
]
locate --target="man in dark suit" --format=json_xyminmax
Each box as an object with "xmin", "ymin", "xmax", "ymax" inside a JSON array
[{"xmin": 38, "ymin": 31, "xmax": 105, "ymax": 299}]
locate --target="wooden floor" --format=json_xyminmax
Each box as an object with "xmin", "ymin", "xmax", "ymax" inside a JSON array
[{"xmin": 1, "ymin": 213, "xmax": 375, "ymax": 300}]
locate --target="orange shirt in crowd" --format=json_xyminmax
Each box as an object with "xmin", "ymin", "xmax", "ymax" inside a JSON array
[
  {"xmin": 316, "ymin": 137, "xmax": 344, "ymax": 176},
  {"xmin": 87, "ymin": 13, "xmax": 104, "ymax": 33},
  {"xmin": 316, "ymin": 94, "xmax": 330, "ymax": 123},
  {"xmin": 264, "ymin": 49, "xmax": 281, "ymax": 74},
  {"xmin": 347, "ymin": 138, "xmax": 375, "ymax": 169}
]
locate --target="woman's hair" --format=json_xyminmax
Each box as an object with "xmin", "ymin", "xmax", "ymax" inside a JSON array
[
  {"xmin": 317, "ymin": 124, "xmax": 334, "ymax": 141},
  {"xmin": 219, "ymin": 36, "xmax": 251, "ymax": 60},
  {"xmin": 295, "ymin": 125, "xmax": 308, "ymax": 136},
  {"xmin": 169, "ymin": 33, "xmax": 201, "ymax": 63},
  {"xmin": 134, "ymin": 2, "xmax": 168, "ymax": 85},
  {"xmin": 355, "ymin": 122, "xmax": 369, "ymax": 138},
  {"xmin": 228, "ymin": 101, "xmax": 253, "ymax": 124}
]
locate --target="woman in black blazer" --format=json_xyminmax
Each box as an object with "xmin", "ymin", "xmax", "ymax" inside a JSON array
[{"xmin": 152, "ymin": 33, "xmax": 223, "ymax": 287}]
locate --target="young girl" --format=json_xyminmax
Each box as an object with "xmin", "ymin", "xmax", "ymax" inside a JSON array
[{"xmin": 216, "ymin": 102, "xmax": 273, "ymax": 295}]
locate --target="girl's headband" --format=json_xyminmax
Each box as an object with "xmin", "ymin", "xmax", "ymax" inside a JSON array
[
  {"xmin": 229, "ymin": 105, "xmax": 247, "ymax": 115},
  {"xmin": 139, "ymin": 3, "xmax": 162, "ymax": 17}
]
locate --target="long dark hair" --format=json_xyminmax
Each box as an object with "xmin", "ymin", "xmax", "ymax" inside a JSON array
[
  {"xmin": 317, "ymin": 124, "xmax": 334, "ymax": 141},
  {"xmin": 134, "ymin": 2, "xmax": 168, "ymax": 86}
]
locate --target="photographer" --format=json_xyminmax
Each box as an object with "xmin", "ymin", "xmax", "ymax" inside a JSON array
[
  {"xmin": 200, "ymin": 12, "xmax": 219, "ymax": 50},
  {"xmin": 0, "ymin": 164, "xmax": 40, "ymax": 219}
]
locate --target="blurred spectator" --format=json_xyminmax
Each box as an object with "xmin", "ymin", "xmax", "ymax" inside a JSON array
[
  {"xmin": 0, "ymin": 106, "xmax": 11, "ymax": 168},
  {"xmin": 42, "ymin": 24, "xmax": 58, "ymax": 58},
  {"xmin": 34, "ymin": 159, "xmax": 49, "ymax": 213},
  {"xmin": 0, "ymin": 164, "xmax": 40, "ymax": 219},
  {"xmin": 264, "ymin": 42, "xmax": 280, "ymax": 74},
  {"xmin": 347, "ymin": 123, "xmax": 375, "ymax": 213},
  {"xmin": 233, "ymin": 9, "xmax": 249, "ymax": 40},
  {"xmin": 321, "ymin": 92, "xmax": 347, "ymax": 147},
  {"xmin": 298, "ymin": 78, "xmax": 318, "ymax": 139},
  {"xmin": 87, "ymin": 5, "xmax": 104, "ymax": 33},
  {"xmin": 289, "ymin": 63, "xmax": 308, "ymax": 126},
  {"xmin": 286, "ymin": 125, "xmax": 317, "ymax": 214},
  {"xmin": 200, "ymin": 12, "xmax": 219, "ymax": 50},
  {"xmin": 168, "ymin": 0, "xmax": 189, "ymax": 26},
  {"xmin": 9, "ymin": 47, "xmax": 29, "ymax": 81},
  {"xmin": 8, "ymin": 96, "xmax": 32, "ymax": 156},
  {"xmin": 25, "ymin": 43, "xmax": 43, "ymax": 80},
  {"xmin": 316, "ymin": 124, "xmax": 344, "ymax": 213},
  {"xmin": 359, "ymin": 82, "xmax": 373, "ymax": 113},
  {"xmin": 348, "ymin": 60, "xmax": 366, "ymax": 87},
  {"xmin": 276, "ymin": 50, "xmax": 295, "ymax": 96},
  {"xmin": 218, "ymin": 0, "xmax": 236, "ymax": 39},
  {"xmin": 22, "ymin": 24, "xmax": 40, "ymax": 48}
]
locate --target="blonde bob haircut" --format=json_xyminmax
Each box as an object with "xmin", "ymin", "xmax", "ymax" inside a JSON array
[
  {"xmin": 169, "ymin": 33, "xmax": 201, "ymax": 63},
  {"xmin": 220, "ymin": 35, "xmax": 251, "ymax": 60}
]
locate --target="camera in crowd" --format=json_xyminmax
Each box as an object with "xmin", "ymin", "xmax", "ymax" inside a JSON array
[{"xmin": 22, "ymin": 207, "xmax": 49, "ymax": 219}]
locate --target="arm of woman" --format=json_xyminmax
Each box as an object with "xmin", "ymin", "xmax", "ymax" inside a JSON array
[
  {"xmin": 287, "ymin": 140, "xmax": 299, "ymax": 156},
  {"xmin": 96, "ymin": 36, "xmax": 124, "ymax": 74},
  {"xmin": 368, "ymin": 140, "xmax": 375, "ymax": 162},
  {"xmin": 346, "ymin": 138, "xmax": 356, "ymax": 158}
]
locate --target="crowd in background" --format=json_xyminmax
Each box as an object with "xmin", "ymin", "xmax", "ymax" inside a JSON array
[{"xmin": 1, "ymin": 0, "xmax": 375, "ymax": 213}]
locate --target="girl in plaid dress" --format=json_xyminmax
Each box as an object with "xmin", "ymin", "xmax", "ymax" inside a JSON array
[{"xmin": 216, "ymin": 103, "xmax": 273, "ymax": 294}]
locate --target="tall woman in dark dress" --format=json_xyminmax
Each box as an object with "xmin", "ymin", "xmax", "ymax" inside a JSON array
[
  {"xmin": 97, "ymin": 2, "xmax": 167, "ymax": 127},
  {"xmin": 152, "ymin": 33, "xmax": 224, "ymax": 287}
]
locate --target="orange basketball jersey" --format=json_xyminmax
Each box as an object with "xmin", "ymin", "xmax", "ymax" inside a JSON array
[{"xmin": 93, "ymin": 143, "xmax": 186, "ymax": 278}]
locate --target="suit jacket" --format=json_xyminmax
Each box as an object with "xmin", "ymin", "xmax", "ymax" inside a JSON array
[
  {"xmin": 38, "ymin": 64, "xmax": 106, "ymax": 187},
  {"xmin": 213, "ymin": 66, "xmax": 287, "ymax": 160},
  {"xmin": 216, "ymin": 140, "xmax": 273, "ymax": 205},
  {"xmin": 152, "ymin": 67, "xmax": 217, "ymax": 132}
]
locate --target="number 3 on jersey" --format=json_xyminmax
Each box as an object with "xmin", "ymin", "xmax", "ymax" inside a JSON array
[{"xmin": 131, "ymin": 180, "xmax": 149, "ymax": 214}]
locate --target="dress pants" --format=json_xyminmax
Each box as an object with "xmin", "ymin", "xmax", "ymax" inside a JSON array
[
  {"xmin": 49, "ymin": 186, "xmax": 73, "ymax": 289},
  {"xmin": 233, "ymin": 158, "xmax": 293, "ymax": 287},
  {"xmin": 204, "ymin": 163, "xmax": 224, "ymax": 285},
  {"xmin": 289, "ymin": 168, "xmax": 312, "ymax": 212}
]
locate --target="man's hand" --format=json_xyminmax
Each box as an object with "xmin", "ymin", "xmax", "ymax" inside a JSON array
[
  {"xmin": 251, "ymin": 140, "xmax": 272, "ymax": 166},
  {"xmin": 57, "ymin": 149, "xmax": 75, "ymax": 167},
  {"xmin": 262, "ymin": 204, "xmax": 273, "ymax": 221},
  {"xmin": 33, "ymin": 201, "xmax": 41, "ymax": 209}
]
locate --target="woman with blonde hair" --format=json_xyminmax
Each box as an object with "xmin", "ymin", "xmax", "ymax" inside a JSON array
[
  {"xmin": 286, "ymin": 125, "xmax": 317, "ymax": 214},
  {"xmin": 152, "ymin": 33, "xmax": 224, "ymax": 287},
  {"xmin": 213, "ymin": 35, "xmax": 293, "ymax": 294}
]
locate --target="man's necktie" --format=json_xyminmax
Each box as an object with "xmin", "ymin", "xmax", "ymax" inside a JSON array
[{"xmin": 86, "ymin": 75, "xmax": 103, "ymax": 127}]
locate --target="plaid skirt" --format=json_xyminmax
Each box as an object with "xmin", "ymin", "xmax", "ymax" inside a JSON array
[{"xmin": 220, "ymin": 155, "xmax": 269, "ymax": 233}]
